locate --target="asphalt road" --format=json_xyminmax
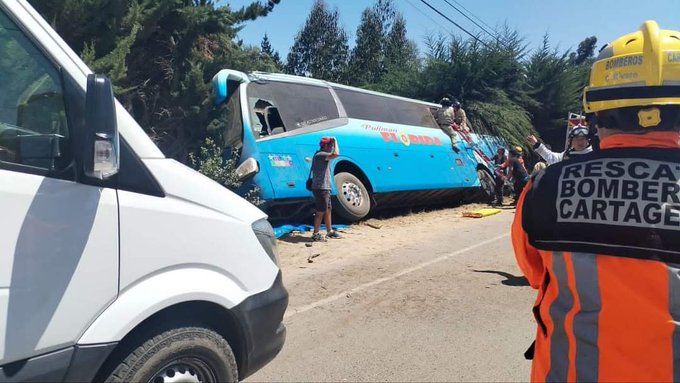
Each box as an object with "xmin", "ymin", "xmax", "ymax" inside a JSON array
[{"xmin": 249, "ymin": 209, "xmax": 536, "ymax": 382}]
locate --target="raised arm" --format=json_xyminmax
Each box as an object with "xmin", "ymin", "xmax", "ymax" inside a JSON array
[
  {"xmin": 527, "ymin": 135, "xmax": 563, "ymax": 165},
  {"xmin": 326, "ymin": 137, "xmax": 340, "ymax": 160}
]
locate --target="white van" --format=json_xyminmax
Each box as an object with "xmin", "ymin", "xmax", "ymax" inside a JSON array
[{"xmin": 0, "ymin": 0, "xmax": 287, "ymax": 381}]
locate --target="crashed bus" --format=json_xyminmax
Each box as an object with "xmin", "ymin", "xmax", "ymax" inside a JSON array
[{"xmin": 212, "ymin": 69, "xmax": 502, "ymax": 221}]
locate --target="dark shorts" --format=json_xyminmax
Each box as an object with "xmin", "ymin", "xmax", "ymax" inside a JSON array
[{"xmin": 312, "ymin": 189, "xmax": 331, "ymax": 212}]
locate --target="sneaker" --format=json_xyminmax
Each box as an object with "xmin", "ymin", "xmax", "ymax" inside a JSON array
[
  {"xmin": 326, "ymin": 230, "xmax": 342, "ymax": 239},
  {"xmin": 312, "ymin": 232, "xmax": 325, "ymax": 242}
]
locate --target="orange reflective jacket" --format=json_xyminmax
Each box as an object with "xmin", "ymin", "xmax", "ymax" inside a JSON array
[{"xmin": 513, "ymin": 131, "xmax": 680, "ymax": 382}]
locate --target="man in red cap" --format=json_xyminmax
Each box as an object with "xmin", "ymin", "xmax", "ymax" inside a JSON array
[{"xmin": 311, "ymin": 136, "xmax": 341, "ymax": 241}]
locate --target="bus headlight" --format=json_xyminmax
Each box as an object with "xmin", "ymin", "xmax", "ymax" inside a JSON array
[
  {"xmin": 236, "ymin": 157, "xmax": 259, "ymax": 181},
  {"xmin": 251, "ymin": 218, "xmax": 280, "ymax": 267}
]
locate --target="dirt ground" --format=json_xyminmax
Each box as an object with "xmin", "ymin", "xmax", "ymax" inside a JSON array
[
  {"xmin": 251, "ymin": 200, "xmax": 533, "ymax": 382},
  {"xmin": 276, "ymin": 201, "xmax": 516, "ymax": 278}
]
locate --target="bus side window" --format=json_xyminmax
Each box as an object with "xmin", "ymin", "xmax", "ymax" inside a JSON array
[
  {"xmin": 255, "ymin": 111, "xmax": 268, "ymax": 137},
  {"xmin": 264, "ymin": 106, "xmax": 285, "ymax": 135}
]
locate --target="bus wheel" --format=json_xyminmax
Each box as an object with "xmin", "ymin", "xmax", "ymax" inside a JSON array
[
  {"xmin": 333, "ymin": 172, "xmax": 371, "ymax": 222},
  {"xmin": 476, "ymin": 169, "xmax": 496, "ymax": 203}
]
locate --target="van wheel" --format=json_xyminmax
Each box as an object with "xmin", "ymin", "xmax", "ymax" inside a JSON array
[
  {"xmin": 476, "ymin": 168, "xmax": 496, "ymax": 203},
  {"xmin": 105, "ymin": 327, "xmax": 238, "ymax": 383},
  {"xmin": 333, "ymin": 172, "xmax": 371, "ymax": 222}
]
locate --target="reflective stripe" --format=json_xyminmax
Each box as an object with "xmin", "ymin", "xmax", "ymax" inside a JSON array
[
  {"xmin": 571, "ymin": 252, "xmax": 600, "ymax": 382},
  {"xmin": 548, "ymin": 252, "xmax": 572, "ymax": 382},
  {"xmin": 668, "ymin": 264, "xmax": 680, "ymax": 382}
]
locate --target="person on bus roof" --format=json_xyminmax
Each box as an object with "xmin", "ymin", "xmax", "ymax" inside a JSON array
[
  {"xmin": 452, "ymin": 100, "xmax": 470, "ymax": 132},
  {"xmin": 435, "ymin": 97, "xmax": 461, "ymax": 153}
]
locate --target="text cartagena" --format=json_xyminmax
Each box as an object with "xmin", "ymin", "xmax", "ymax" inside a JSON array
[{"xmin": 556, "ymin": 159, "xmax": 680, "ymax": 229}]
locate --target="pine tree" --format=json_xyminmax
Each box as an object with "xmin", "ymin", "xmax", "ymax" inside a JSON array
[
  {"xmin": 347, "ymin": 8, "xmax": 384, "ymax": 85},
  {"xmin": 418, "ymin": 28, "xmax": 535, "ymax": 146},
  {"xmin": 29, "ymin": 0, "xmax": 282, "ymax": 162},
  {"xmin": 260, "ymin": 33, "xmax": 282, "ymax": 70},
  {"xmin": 372, "ymin": 14, "xmax": 420, "ymax": 96},
  {"xmin": 285, "ymin": 0, "xmax": 348, "ymax": 81},
  {"xmin": 569, "ymin": 36, "xmax": 598, "ymax": 65},
  {"xmin": 525, "ymin": 35, "xmax": 585, "ymax": 150}
]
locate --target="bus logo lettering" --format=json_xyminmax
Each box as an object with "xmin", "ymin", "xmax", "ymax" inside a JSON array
[{"xmin": 380, "ymin": 131, "xmax": 443, "ymax": 146}]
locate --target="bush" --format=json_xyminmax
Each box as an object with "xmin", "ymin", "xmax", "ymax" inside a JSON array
[{"xmin": 190, "ymin": 138, "xmax": 263, "ymax": 206}]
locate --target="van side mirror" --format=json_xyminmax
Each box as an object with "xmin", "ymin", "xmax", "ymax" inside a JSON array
[{"xmin": 84, "ymin": 74, "xmax": 119, "ymax": 180}]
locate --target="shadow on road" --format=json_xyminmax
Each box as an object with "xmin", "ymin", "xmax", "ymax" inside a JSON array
[
  {"xmin": 472, "ymin": 269, "xmax": 529, "ymax": 287},
  {"xmin": 277, "ymin": 234, "xmax": 313, "ymax": 244}
]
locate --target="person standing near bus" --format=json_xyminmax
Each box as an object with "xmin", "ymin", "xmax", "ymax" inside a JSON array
[
  {"xmin": 491, "ymin": 147, "xmax": 507, "ymax": 206},
  {"xmin": 513, "ymin": 21, "xmax": 680, "ymax": 382},
  {"xmin": 497, "ymin": 148, "xmax": 528, "ymax": 205},
  {"xmin": 311, "ymin": 137, "xmax": 342, "ymax": 241}
]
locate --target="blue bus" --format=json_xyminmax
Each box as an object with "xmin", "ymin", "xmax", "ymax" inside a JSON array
[{"xmin": 212, "ymin": 69, "xmax": 500, "ymax": 221}]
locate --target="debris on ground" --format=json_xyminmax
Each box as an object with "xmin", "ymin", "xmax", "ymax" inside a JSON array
[
  {"xmin": 364, "ymin": 219, "xmax": 382, "ymax": 229},
  {"xmin": 307, "ymin": 253, "xmax": 320, "ymax": 263},
  {"xmin": 462, "ymin": 208, "xmax": 502, "ymax": 218}
]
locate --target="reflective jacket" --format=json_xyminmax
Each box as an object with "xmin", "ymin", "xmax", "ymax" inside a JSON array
[{"xmin": 512, "ymin": 131, "xmax": 680, "ymax": 382}]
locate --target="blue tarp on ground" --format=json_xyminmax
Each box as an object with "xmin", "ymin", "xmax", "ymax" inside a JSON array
[{"xmin": 273, "ymin": 224, "xmax": 349, "ymax": 238}]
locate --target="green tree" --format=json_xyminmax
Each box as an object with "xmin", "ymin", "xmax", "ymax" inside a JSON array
[
  {"xmin": 569, "ymin": 36, "xmax": 598, "ymax": 65},
  {"xmin": 285, "ymin": 0, "xmax": 348, "ymax": 81},
  {"xmin": 418, "ymin": 28, "xmax": 535, "ymax": 147},
  {"xmin": 30, "ymin": 0, "xmax": 282, "ymax": 162},
  {"xmin": 347, "ymin": 7, "xmax": 384, "ymax": 86},
  {"xmin": 371, "ymin": 14, "xmax": 420, "ymax": 97},
  {"xmin": 525, "ymin": 35, "xmax": 588, "ymax": 150},
  {"xmin": 260, "ymin": 33, "xmax": 282, "ymax": 70}
]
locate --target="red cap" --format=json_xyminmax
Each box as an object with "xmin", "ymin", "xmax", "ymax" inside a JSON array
[{"xmin": 320, "ymin": 137, "xmax": 332, "ymax": 145}]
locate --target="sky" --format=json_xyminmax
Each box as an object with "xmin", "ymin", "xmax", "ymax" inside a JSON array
[{"xmin": 220, "ymin": 0, "xmax": 680, "ymax": 60}]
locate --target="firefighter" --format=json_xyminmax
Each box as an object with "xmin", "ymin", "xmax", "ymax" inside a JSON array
[
  {"xmin": 513, "ymin": 21, "xmax": 680, "ymax": 382},
  {"xmin": 435, "ymin": 97, "xmax": 461, "ymax": 153}
]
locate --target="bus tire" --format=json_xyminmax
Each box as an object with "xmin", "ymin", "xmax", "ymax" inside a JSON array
[
  {"xmin": 333, "ymin": 172, "xmax": 371, "ymax": 222},
  {"xmin": 476, "ymin": 168, "xmax": 496, "ymax": 203}
]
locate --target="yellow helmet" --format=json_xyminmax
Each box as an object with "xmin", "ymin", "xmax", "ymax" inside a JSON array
[{"xmin": 583, "ymin": 20, "xmax": 680, "ymax": 113}]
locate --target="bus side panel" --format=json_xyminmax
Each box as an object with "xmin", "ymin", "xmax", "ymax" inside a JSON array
[
  {"xmin": 248, "ymin": 120, "xmax": 482, "ymax": 203},
  {"xmin": 257, "ymin": 139, "xmax": 308, "ymax": 199},
  {"xmin": 337, "ymin": 120, "xmax": 476, "ymax": 192}
]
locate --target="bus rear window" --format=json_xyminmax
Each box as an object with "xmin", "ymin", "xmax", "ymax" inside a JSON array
[
  {"xmin": 333, "ymin": 87, "xmax": 438, "ymax": 129},
  {"xmin": 247, "ymin": 82, "xmax": 339, "ymax": 138}
]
